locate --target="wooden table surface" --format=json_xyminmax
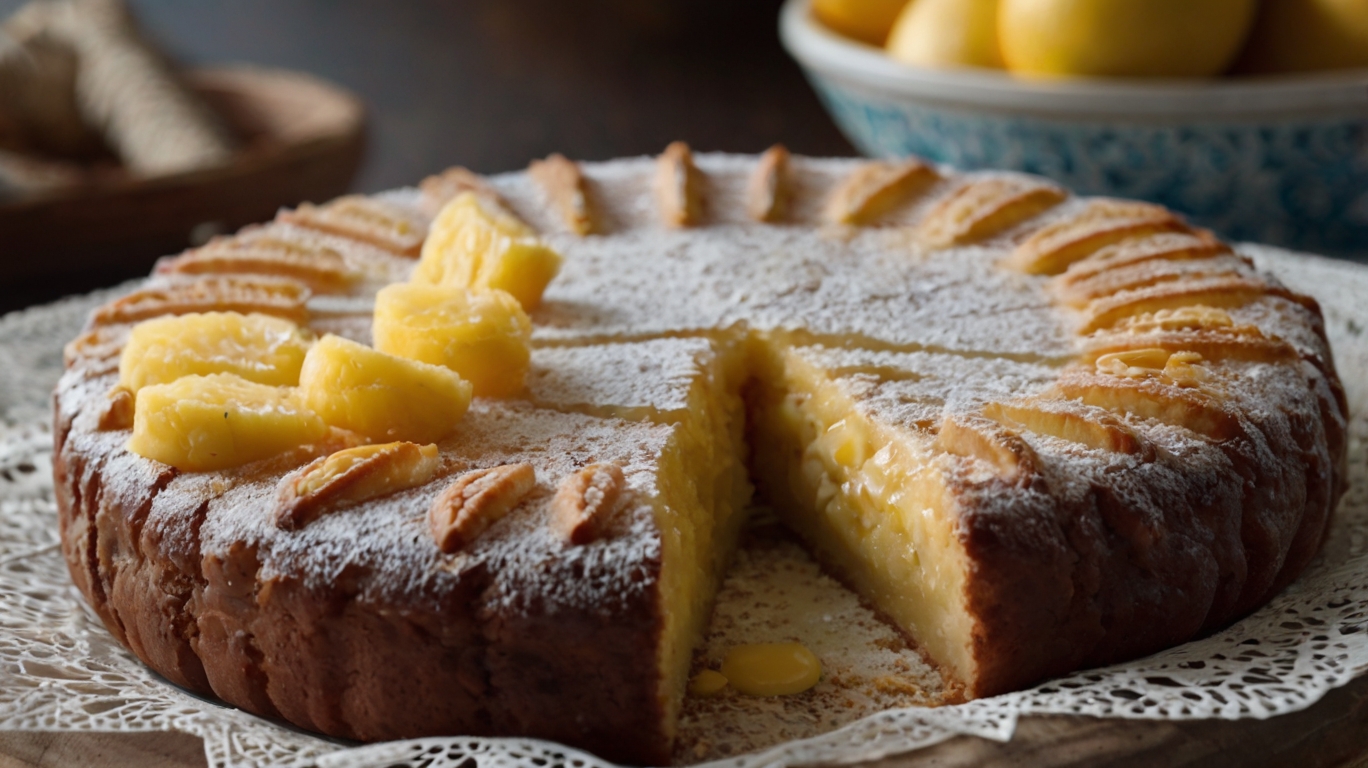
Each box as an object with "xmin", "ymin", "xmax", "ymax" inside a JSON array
[
  {"xmin": 0, "ymin": 0, "xmax": 853, "ymax": 315},
  {"xmin": 4, "ymin": 672, "xmax": 1368, "ymax": 767}
]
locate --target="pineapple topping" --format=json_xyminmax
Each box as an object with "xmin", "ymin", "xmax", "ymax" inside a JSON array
[
  {"xmin": 413, "ymin": 192, "xmax": 563, "ymax": 311},
  {"xmin": 298, "ymin": 334, "xmax": 473, "ymax": 444},
  {"xmin": 118, "ymin": 312, "xmax": 312, "ymax": 393},
  {"xmin": 373, "ymin": 283, "xmax": 532, "ymax": 398},
  {"xmin": 128, "ymin": 373, "xmax": 327, "ymax": 472}
]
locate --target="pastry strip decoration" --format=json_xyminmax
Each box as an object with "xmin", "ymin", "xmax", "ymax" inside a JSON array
[
  {"xmin": 90, "ymin": 276, "xmax": 310, "ymax": 327},
  {"xmin": 823, "ymin": 159, "xmax": 939, "ymax": 225},
  {"xmin": 279, "ymin": 195, "xmax": 429, "ymax": 257},
  {"xmin": 419, "ymin": 165, "xmax": 507, "ymax": 218},
  {"xmin": 655, "ymin": 141, "xmax": 703, "ymax": 228},
  {"xmin": 746, "ymin": 144, "xmax": 790, "ymax": 223},
  {"xmin": 429, "ymin": 463, "xmax": 536, "ymax": 553},
  {"xmin": 1007, "ymin": 199, "xmax": 1189, "ymax": 275},
  {"xmin": 156, "ymin": 229, "xmax": 362, "ymax": 294},
  {"xmin": 552, "ymin": 462, "xmax": 627, "ymax": 544},
  {"xmin": 917, "ymin": 176, "xmax": 1067, "ymax": 247},
  {"xmin": 530, "ymin": 153, "xmax": 596, "ymax": 235}
]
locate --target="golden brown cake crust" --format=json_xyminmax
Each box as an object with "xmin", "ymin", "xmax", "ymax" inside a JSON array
[
  {"xmin": 53, "ymin": 365, "xmax": 677, "ymax": 765},
  {"xmin": 52, "ymin": 151, "xmax": 1348, "ymax": 762}
]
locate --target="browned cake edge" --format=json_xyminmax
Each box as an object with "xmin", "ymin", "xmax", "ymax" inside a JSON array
[
  {"xmin": 48, "ymin": 151, "xmax": 1352, "ymax": 763},
  {"xmin": 52, "ymin": 366, "xmax": 675, "ymax": 766}
]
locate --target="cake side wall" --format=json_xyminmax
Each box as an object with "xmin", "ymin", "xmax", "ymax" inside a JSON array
[
  {"xmin": 962, "ymin": 297, "xmax": 1349, "ymax": 697},
  {"xmin": 50, "ymin": 365, "xmax": 676, "ymax": 765}
]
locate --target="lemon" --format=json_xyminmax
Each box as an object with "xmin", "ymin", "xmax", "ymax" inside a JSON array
[
  {"xmin": 886, "ymin": 0, "xmax": 1004, "ymax": 69},
  {"xmin": 999, "ymin": 0, "xmax": 1259, "ymax": 77},
  {"xmin": 1236, "ymin": 0, "xmax": 1368, "ymax": 73},
  {"xmin": 812, "ymin": 0, "xmax": 912, "ymax": 45}
]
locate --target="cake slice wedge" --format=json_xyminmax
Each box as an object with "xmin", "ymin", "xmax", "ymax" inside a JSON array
[
  {"xmin": 54, "ymin": 329, "xmax": 754, "ymax": 766},
  {"xmin": 521, "ymin": 337, "xmax": 754, "ymax": 745},
  {"xmin": 746, "ymin": 339, "xmax": 1339, "ymax": 697}
]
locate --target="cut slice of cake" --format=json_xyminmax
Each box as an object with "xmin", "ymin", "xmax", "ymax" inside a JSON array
[
  {"xmin": 748, "ymin": 337, "xmax": 1342, "ymax": 696},
  {"xmin": 55, "ymin": 331, "xmax": 753, "ymax": 766},
  {"xmin": 58, "ymin": 366, "xmax": 738, "ymax": 765},
  {"xmin": 521, "ymin": 337, "xmax": 754, "ymax": 744},
  {"xmin": 52, "ymin": 149, "xmax": 1347, "ymax": 765},
  {"xmin": 747, "ymin": 342, "xmax": 1059, "ymax": 695}
]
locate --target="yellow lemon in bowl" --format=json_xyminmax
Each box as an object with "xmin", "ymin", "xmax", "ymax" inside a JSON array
[
  {"xmin": 998, "ymin": 0, "xmax": 1259, "ymax": 77},
  {"xmin": 1236, "ymin": 0, "xmax": 1368, "ymax": 73},
  {"xmin": 812, "ymin": 0, "xmax": 911, "ymax": 45},
  {"xmin": 886, "ymin": 0, "xmax": 1004, "ymax": 69}
]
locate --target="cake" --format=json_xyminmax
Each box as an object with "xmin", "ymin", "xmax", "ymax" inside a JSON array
[{"xmin": 52, "ymin": 145, "xmax": 1347, "ymax": 765}]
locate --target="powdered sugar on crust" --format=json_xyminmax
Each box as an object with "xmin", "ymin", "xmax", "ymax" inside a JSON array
[
  {"xmin": 173, "ymin": 401, "xmax": 673, "ymax": 610},
  {"xmin": 498, "ymin": 156, "xmax": 1073, "ymax": 359},
  {"xmin": 791, "ymin": 346, "xmax": 1060, "ymax": 421},
  {"xmin": 48, "ymin": 150, "xmax": 1347, "ymax": 763},
  {"xmin": 526, "ymin": 338, "xmax": 717, "ymax": 420}
]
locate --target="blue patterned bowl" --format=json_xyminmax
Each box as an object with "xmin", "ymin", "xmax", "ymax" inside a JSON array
[{"xmin": 780, "ymin": 0, "xmax": 1368, "ymax": 257}]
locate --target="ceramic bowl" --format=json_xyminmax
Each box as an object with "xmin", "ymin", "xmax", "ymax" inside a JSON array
[{"xmin": 780, "ymin": 0, "xmax": 1368, "ymax": 257}]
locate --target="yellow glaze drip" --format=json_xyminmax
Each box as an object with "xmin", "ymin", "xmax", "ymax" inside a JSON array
[
  {"xmin": 688, "ymin": 669, "xmax": 729, "ymax": 697},
  {"xmin": 719, "ymin": 643, "xmax": 822, "ymax": 697}
]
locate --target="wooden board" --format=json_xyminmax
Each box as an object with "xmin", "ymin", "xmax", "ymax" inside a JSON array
[
  {"xmin": 4, "ymin": 672, "xmax": 1368, "ymax": 767},
  {"xmin": 0, "ymin": 65, "xmax": 364, "ymax": 288}
]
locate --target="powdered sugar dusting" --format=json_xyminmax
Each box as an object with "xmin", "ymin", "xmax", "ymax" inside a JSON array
[
  {"xmin": 189, "ymin": 400, "xmax": 676, "ymax": 608},
  {"xmin": 32, "ymin": 150, "xmax": 1358, "ymax": 768},
  {"xmin": 473, "ymin": 156, "xmax": 1075, "ymax": 360},
  {"xmin": 527, "ymin": 338, "xmax": 718, "ymax": 420}
]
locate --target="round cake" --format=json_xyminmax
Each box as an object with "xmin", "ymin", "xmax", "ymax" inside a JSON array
[{"xmin": 52, "ymin": 145, "xmax": 1347, "ymax": 765}]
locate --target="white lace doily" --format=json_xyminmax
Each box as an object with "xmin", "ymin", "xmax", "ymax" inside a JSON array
[{"xmin": 3, "ymin": 248, "xmax": 1368, "ymax": 768}]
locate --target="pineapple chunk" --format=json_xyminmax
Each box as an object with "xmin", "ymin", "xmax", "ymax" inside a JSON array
[
  {"xmin": 298, "ymin": 334, "xmax": 472, "ymax": 443},
  {"xmin": 119, "ymin": 312, "xmax": 312, "ymax": 393},
  {"xmin": 128, "ymin": 373, "xmax": 327, "ymax": 471},
  {"xmin": 372, "ymin": 283, "xmax": 532, "ymax": 397},
  {"xmin": 413, "ymin": 192, "xmax": 563, "ymax": 310}
]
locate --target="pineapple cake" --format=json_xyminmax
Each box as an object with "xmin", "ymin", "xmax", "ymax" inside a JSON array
[{"xmin": 53, "ymin": 147, "xmax": 1346, "ymax": 765}]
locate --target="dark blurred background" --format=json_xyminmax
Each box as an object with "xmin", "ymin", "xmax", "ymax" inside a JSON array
[
  {"xmin": 2, "ymin": 0, "xmax": 852, "ymax": 182},
  {"xmin": 0, "ymin": 0, "xmax": 855, "ymax": 312}
]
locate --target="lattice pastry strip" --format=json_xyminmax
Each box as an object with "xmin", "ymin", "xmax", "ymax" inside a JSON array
[
  {"xmin": 1081, "ymin": 329, "xmax": 1295, "ymax": 367},
  {"xmin": 419, "ymin": 165, "xmax": 507, "ymax": 218},
  {"xmin": 1008, "ymin": 199, "xmax": 1191, "ymax": 275},
  {"xmin": 1056, "ymin": 231, "xmax": 1232, "ymax": 287},
  {"xmin": 935, "ymin": 413, "xmax": 1039, "ymax": 482},
  {"xmin": 63, "ymin": 324, "xmax": 130, "ymax": 372},
  {"xmin": 278, "ymin": 195, "xmax": 429, "ymax": 257},
  {"xmin": 823, "ymin": 159, "xmax": 939, "ymax": 226},
  {"xmin": 656, "ymin": 141, "xmax": 704, "ymax": 228},
  {"xmin": 1078, "ymin": 276, "xmax": 1294, "ymax": 334},
  {"xmin": 917, "ymin": 176, "xmax": 1067, "ymax": 248},
  {"xmin": 1054, "ymin": 255, "xmax": 1255, "ymax": 308},
  {"xmin": 747, "ymin": 144, "xmax": 791, "ymax": 223},
  {"xmin": 982, "ymin": 399, "xmax": 1147, "ymax": 456},
  {"xmin": 89, "ymin": 276, "xmax": 310, "ymax": 327},
  {"xmin": 1054, "ymin": 368, "xmax": 1242, "ymax": 441},
  {"xmin": 155, "ymin": 226, "xmax": 364, "ymax": 293},
  {"xmin": 529, "ymin": 153, "xmax": 596, "ymax": 235}
]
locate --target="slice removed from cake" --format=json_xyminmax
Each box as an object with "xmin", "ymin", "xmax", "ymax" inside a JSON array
[
  {"xmin": 745, "ymin": 335, "xmax": 1341, "ymax": 697},
  {"xmin": 523, "ymin": 336, "xmax": 753, "ymax": 737},
  {"xmin": 746, "ymin": 341, "xmax": 1060, "ymax": 695}
]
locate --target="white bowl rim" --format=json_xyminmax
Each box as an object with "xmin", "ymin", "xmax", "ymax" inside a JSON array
[{"xmin": 780, "ymin": 0, "xmax": 1368, "ymax": 118}]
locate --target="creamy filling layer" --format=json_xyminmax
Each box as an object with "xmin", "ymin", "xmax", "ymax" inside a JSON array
[
  {"xmin": 745, "ymin": 342, "xmax": 978, "ymax": 689},
  {"xmin": 646, "ymin": 343, "xmax": 754, "ymax": 736}
]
